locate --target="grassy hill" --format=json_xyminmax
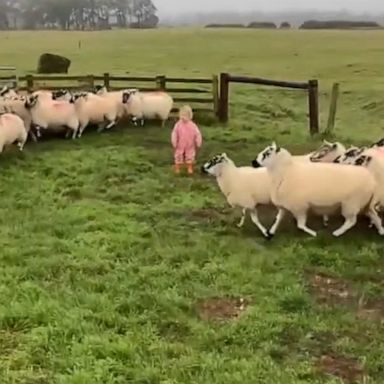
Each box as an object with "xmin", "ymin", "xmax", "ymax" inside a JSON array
[{"xmin": 0, "ymin": 28, "xmax": 384, "ymax": 383}]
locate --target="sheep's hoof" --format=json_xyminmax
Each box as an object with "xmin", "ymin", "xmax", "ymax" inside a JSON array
[{"xmin": 265, "ymin": 231, "xmax": 274, "ymax": 240}]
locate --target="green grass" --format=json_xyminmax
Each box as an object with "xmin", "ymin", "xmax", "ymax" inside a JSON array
[{"xmin": 0, "ymin": 29, "xmax": 384, "ymax": 383}]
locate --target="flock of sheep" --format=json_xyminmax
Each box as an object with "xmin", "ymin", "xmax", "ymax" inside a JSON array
[
  {"xmin": 0, "ymin": 84, "xmax": 174, "ymax": 153},
  {"xmin": 202, "ymin": 139, "xmax": 384, "ymax": 239},
  {"xmin": 3, "ymin": 81, "xmax": 384, "ymax": 240}
]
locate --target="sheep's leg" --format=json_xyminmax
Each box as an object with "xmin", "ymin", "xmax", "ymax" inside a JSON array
[
  {"xmin": 140, "ymin": 118, "xmax": 144, "ymax": 126},
  {"xmin": 132, "ymin": 117, "xmax": 138, "ymax": 126},
  {"xmin": 295, "ymin": 212, "xmax": 317, "ymax": 237},
  {"xmin": 71, "ymin": 128, "xmax": 77, "ymax": 139},
  {"xmin": 237, "ymin": 208, "xmax": 246, "ymax": 228},
  {"xmin": 97, "ymin": 123, "xmax": 105, "ymax": 133},
  {"xmin": 333, "ymin": 215, "xmax": 357, "ymax": 237},
  {"xmin": 267, "ymin": 208, "xmax": 286, "ymax": 237},
  {"xmin": 29, "ymin": 130, "xmax": 38, "ymax": 143},
  {"xmin": 249, "ymin": 209, "xmax": 269, "ymax": 238},
  {"xmin": 323, "ymin": 215, "xmax": 329, "ymax": 227},
  {"xmin": 366, "ymin": 209, "xmax": 384, "ymax": 235},
  {"xmin": 78, "ymin": 124, "xmax": 87, "ymax": 138},
  {"xmin": 105, "ymin": 119, "xmax": 116, "ymax": 130},
  {"xmin": 17, "ymin": 139, "xmax": 26, "ymax": 151}
]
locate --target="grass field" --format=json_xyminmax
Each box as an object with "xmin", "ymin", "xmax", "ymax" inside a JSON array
[{"xmin": 1, "ymin": 29, "xmax": 384, "ymax": 383}]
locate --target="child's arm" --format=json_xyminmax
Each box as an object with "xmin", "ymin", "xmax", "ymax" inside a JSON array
[
  {"xmin": 171, "ymin": 123, "xmax": 179, "ymax": 148},
  {"xmin": 193, "ymin": 123, "xmax": 202, "ymax": 148}
]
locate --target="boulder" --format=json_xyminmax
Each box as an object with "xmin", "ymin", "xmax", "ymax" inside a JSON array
[{"xmin": 37, "ymin": 53, "xmax": 71, "ymax": 74}]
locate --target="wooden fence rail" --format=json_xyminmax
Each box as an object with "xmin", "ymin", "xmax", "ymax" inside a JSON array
[
  {"xmin": 0, "ymin": 72, "xmax": 320, "ymax": 132},
  {"xmin": 218, "ymin": 73, "xmax": 320, "ymax": 135},
  {"xmin": 0, "ymin": 73, "xmax": 219, "ymax": 116}
]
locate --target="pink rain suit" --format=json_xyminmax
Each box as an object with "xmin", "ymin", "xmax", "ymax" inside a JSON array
[{"xmin": 171, "ymin": 120, "xmax": 202, "ymax": 164}]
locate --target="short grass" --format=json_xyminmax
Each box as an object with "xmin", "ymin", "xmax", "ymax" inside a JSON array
[{"xmin": 0, "ymin": 29, "xmax": 384, "ymax": 383}]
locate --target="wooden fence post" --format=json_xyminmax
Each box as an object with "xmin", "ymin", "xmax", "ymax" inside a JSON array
[
  {"xmin": 219, "ymin": 72, "xmax": 229, "ymax": 123},
  {"xmin": 156, "ymin": 75, "xmax": 166, "ymax": 90},
  {"xmin": 325, "ymin": 82, "xmax": 340, "ymax": 135},
  {"xmin": 212, "ymin": 74, "xmax": 219, "ymax": 118},
  {"xmin": 26, "ymin": 74, "xmax": 34, "ymax": 92},
  {"xmin": 87, "ymin": 74, "xmax": 94, "ymax": 90},
  {"xmin": 308, "ymin": 79, "xmax": 319, "ymax": 135},
  {"xmin": 103, "ymin": 72, "xmax": 110, "ymax": 89}
]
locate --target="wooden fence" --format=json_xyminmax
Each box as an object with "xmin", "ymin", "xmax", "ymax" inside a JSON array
[
  {"xmin": 0, "ymin": 72, "xmax": 321, "ymax": 134},
  {"xmin": 218, "ymin": 73, "xmax": 319, "ymax": 135},
  {"xmin": 0, "ymin": 73, "xmax": 219, "ymax": 117}
]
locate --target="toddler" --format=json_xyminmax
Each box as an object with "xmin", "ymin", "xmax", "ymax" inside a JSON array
[{"xmin": 171, "ymin": 105, "xmax": 202, "ymax": 174}]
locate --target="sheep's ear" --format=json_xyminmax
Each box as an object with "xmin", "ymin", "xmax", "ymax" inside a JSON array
[
  {"xmin": 323, "ymin": 139, "xmax": 331, "ymax": 146},
  {"xmin": 271, "ymin": 141, "xmax": 277, "ymax": 149},
  {"xmin": 221, "ymin": 152, "xmax": 228, "ymax": 159}
]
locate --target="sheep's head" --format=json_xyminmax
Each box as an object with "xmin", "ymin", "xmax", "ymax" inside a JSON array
[
  {"xmin": 52, "ymin": 89, "xmax": 70, "ymax": 100},
  {"xmin": 24, "ymin": 95, "xmax": 38, "ymax": 109},
  {"xmin": 252, "ymin": 142, "xmax": 282, "ymax": 168},
  {"xmin": 201, "ymin": 153, "xmax": 231, "ymax": 176},
  {"xmin": 93, "ymin": 85, "xmax": 105, "ymax": 94},
  {"xmin": 0, "ymin": 86, "xmax": 17, "ymax": 98},
  {"xmin": 334, "ymin": 146, "xmax": 365, "ymax": 164},
  {"xmin": 353, "ymin": 155, "xmax": 372, "ymax": 167},
  {"xmin": 0, "ymin": 86, "xmax": 10, "ymax": 97},
  {"xmin": 122, "ymin": 90, "xmax": 131, "ymax": 104},
  {"xmin": 310, "ymin": 140, "xmax": 345, "ymax": 162},
  {"xmin": 71, "ymin": 92, "xmax": 88, "ymax": 102},
  {"xmin": 370, "ymin": 138, "xmax": 384, "ymax": 148}
]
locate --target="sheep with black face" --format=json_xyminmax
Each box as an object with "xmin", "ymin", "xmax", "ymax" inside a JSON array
[
  {"xmin": 252, "ymin": 142, "xmax": 384, "ymax": 238},
  {"xmin": 201, "ymin": 153, "xmax": 274, "ymax": 238}
]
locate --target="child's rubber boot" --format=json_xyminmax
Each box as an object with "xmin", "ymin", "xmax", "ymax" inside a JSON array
[
  {"xmin": 187, "ymin": 163, "xmax": 194, "ymax": 175},
  {"xmin": 174, "ymin": 163, "xmax": 181, "ymax": 174}
]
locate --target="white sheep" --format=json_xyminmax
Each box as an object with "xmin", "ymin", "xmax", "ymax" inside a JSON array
[
  {"xmin": 251, "ymin": 140, "xmax": 345, "ymax": 228},
  {"xmin": 31, "ymin": 89, "xmax": 72, "ymax": 101},
  {"xmin": 201, "ymin": 153, "xmax": 273, "ymax": 238},
  {"xmin": 124, "ymin": 89, "xmax": 174, "ymax": 127},
  {"xmin": 93, "ymin": 85, "xmax": 127, "ymax": 119},
  {"xmin": 309, "ymin": 140, "xmax": 347, "ymax": 163},
  {"xmin": 24, "ymin": 94, "xmax": 79, "ymax": 139},
  {"xmin": 253, "ymin": 142, "xmax": 384, "ymax": 238},
  {"xmin": 71, "ymin": 91, "xmax": 129, "ymax": 137},
  {"xmin": 0, "ymin": 96, "xmax": 37, "ymax": 142},
  {"xmin": 0, "ymin": 86, "xmax": 18, "ymax": 99},
  {"xmin": 0, "ymin": 113, "xmax": 28, "ymax": 153}
]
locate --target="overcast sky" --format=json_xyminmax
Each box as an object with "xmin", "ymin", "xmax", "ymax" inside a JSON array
[{"xmin": 156, "ymin": 0, "xmax": 384, "ymax": 16}]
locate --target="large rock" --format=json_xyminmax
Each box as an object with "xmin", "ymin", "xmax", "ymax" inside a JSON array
[{"xmin": 37, "ymin": 53, "xmax": 71, "ymax": 74}]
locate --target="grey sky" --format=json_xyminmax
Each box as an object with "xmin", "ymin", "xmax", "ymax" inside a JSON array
[{"xmin": 156, "ymin": 0, "xmax": 384, "ymax": 16}]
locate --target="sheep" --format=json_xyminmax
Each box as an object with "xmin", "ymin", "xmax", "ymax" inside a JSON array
[
  {"xmin": 201, "ymin": 153, "xmax": 273, "ymax": 238},
  {"xmin": 334, "ymin": 146, "xmax": 384, "ymax": 165},
  {"xmin": 123, "ymin": 89, "xmax": 174, "ymax": 127},
  {"xmin": 93, "ymin": 85, "xmax": 127, "ymax": 119},
  {"xmin": 252, "ymin": 140, "xmax": 345, "ymax": 228},
  {"xmin": 309, "ymin": 140, "xmax": 347, "ymax": 163},
  {"xmin": 0, "ymin": 85, "xmax": 18, "ymax": 99},
  {"xmin": 0, "ymin": 113, "xmax": 28, "ymax": 153},
  {"xmin": 70, "ymin": 91, "xmax": 130, "ymax": 137},
  {"xmin": 252, "ymin": 142, "xmax": 384, "ymax": 238},
  {"xmin": 0, "ymin": 95, "xmax": 37, "ymax": 142},
  {"xmin": 31, "ymin": 89, "xmax": 72, "ymax": 101},
  {"xmin": 24, "ymin": 94, "xmax": 79, "ymax": 139}
]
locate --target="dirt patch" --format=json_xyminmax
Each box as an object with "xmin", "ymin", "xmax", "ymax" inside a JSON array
[
  {"xmin": 356, "ymin": 296, "xmax": 384, "ymax": 323},
  {"xmin": 307, "ymin": 273, "xmax": 356, "ymax": 306},
  {"xmin": 316, "ymin": 354, "xmax": 365, "ymax": 383},
  {"xmin": 195, "ymin": 296, "xmax": 248, "ymax": 322},
  {"xmin": 186, "ymin": 207, "xmax": 232, "ymax": 223}
]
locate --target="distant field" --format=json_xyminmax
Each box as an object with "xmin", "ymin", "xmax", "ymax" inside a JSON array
[{"xmin": 0, "ymin": 29, "xmax": 384, "ymax": 384}]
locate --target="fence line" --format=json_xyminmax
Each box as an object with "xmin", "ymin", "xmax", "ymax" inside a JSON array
[
  {"xmin": 0, "ymin": 72, "xmax": 321, "ymax": 132},
  {"xmin": 0, "ymin": 73, "xmax": 219, "ymax": 117},
  {"xmin": 218, "ymin": 73, "xmax": 320, "ymax": 135}
]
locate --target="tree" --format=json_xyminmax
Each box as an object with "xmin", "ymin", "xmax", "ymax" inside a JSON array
[{"xmin": 0, "ymin": 0, "xmax": 159, "ymax": 30}]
